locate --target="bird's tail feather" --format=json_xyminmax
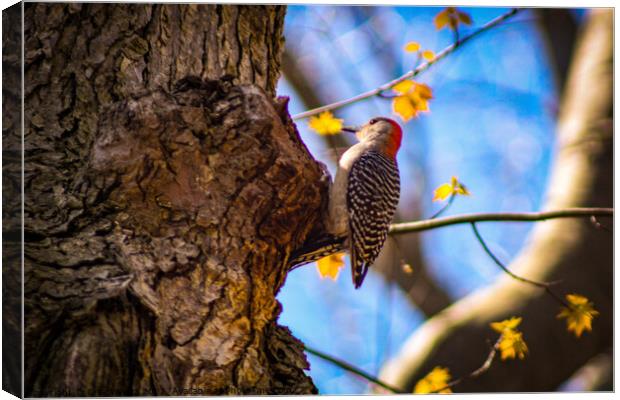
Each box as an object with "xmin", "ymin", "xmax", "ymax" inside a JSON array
[{"xmin": 288, "ymin": 235, "xmax": 346, "ymax": 270}]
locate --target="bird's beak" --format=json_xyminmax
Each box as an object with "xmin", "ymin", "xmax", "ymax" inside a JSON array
[{"xmin": 341, "ymin": 125, "xmax": 360, "ymax": 133}]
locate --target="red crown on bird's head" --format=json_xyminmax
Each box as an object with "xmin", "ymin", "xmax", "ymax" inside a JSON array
[{"xmin": 368, "ymin": 117, "xmax": 402, "ymax": 159}]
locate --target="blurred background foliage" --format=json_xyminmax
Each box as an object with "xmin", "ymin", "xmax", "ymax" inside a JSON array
[{"xmin": 275, "ymin": 6, "xmax": 586, "ymax": 394}]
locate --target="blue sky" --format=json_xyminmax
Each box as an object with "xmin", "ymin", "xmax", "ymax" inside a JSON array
[{"xmin": 276, "ymin": 6, "xmax": 567, "ymax": 393}]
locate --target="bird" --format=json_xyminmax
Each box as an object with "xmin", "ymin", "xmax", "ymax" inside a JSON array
[{"xmin": 289, "ymin": 117, "xmax": 402, "ymax": 288}]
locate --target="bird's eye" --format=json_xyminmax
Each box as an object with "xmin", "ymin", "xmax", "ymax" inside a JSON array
[{"xmin": 369, "ymin": 118, "xmax": 379, "ymax": 125}]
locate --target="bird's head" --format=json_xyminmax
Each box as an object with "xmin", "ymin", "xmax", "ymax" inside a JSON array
[{"xmin": 342, "ymin": 117, "xmax": 403, "ymax": 159}]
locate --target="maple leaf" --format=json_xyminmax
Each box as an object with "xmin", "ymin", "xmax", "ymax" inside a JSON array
[
  {"xmin": 497, "ymin": 329, "xmax": 529, "ymax": 360},
  {"xmin": 391, "ymin": 80, "xmax": 433, "ymax": 121},
  {"xmin": 316, "ymin": 252, "xmax": 345, "ymax": 280},
  {"xmin": 404, "ymin": 41, "xmax": 421, "ymax": 52},
  {"xmin": 434, "ymin": 7, "xmax": 473, "ymax": 31},
  {"xmin": 557, "ymin": 294, "xmax": 599, "ymax": 338},
  {"xmin": 414, "ymin": 366, "xmax": 452, "ymax": 394},
  {"xmin": 308, "ymin": 111, "xmax": 344, "ymax": 135},
  {"xmin": 490, "ymin": 317, "xmax": 528, "ymax": 360},
  {"xmin": 432, "ymin": 176, "xmax": 470, "ymax": 202}
]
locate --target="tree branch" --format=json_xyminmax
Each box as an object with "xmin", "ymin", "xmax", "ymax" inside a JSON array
[
  {"xmin": 292, "ymin": 8, "xmax": 520, "ymax": 120},
  {"xmin": 389, "ymin": 207, "xmax": 613, "ymax": 235},
  {"xmin": 303, "ymin": 345, "xmax": 406, "ymax": 394},
  {"xmin": 470, "ymin": 222, "xmax": 569, "ymax": 308}
]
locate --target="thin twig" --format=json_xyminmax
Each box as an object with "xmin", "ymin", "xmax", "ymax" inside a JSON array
[
  {"xmin": 429, "ymin": 193, "xmax": 456, "ymax": 219},
  {"xmin": 453, "ymin": 26, "xmax": 460, "ymax": 44},
  {"xmin": 470, "ymin": 222, "xmax": 551, "ymax": 289},
  {"xmin": 432, "ymin": 337, "xmax": 501, "ymax": 393},
  {"xmin": 470, "ymin": 222, "xmax": 569, "ymax": 308},
  {"xmin": 292, "ymin": 8, "xmax": 520, "ymax": 120},
  {"xmin": 303, "ymin": 345, "xmax": 406, "ymax": 393},
  {"xmin": 389, "ymin": 207, "xmax": 613, "ymax": 235}
]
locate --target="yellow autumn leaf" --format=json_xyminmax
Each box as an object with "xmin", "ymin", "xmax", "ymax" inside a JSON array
[
  {"xmin": 422, "ymin": 50, "xmax": 435, "ymax": 61},
  {"xmin": 404, "ymin": 41, "xmax": 421, "ymax": 52},
  {"xmin": 308, "ymin": 111, "xmax": 344, "ymax": 135},
  {"xmin": 557, "ymin": 294, "xmax": 599, "ymax": 338},
  {"xmin": 434, "ymin": 7, "xmax": 473, "ymax": 31},
  {"xmin": 316, "ymin": 252, "xmax": 345, "ymax": 280},
  {"xmin": 433, "ymin": 7, "xmax": 453, "ymax": 30},
  {"xmin": 432, "ymin": 183, "xmax": 453, "ymax": 202},
  {"xmin": 391, "ymin": 80, "xmax": 433, "ymax": 122},
  {"xmin": 497, "ymin": 329, "xmax": 528, "ymax": 360},
  {"xmin": 490, "ymin": 316, "xmax": 522, "ymax": 333},
  {"xmin": 490, "ymin": 317, "xmax": 528, "ymax": 361},
  {"xmin": 432, "ymin": 176, "xmax": 470, "ymax": 202},
  {"xmin": 414, "ymin": 366, "xmax": 452, "ymax": 394}
]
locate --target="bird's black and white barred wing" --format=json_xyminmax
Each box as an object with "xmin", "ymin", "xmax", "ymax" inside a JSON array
[{"xmin": 347, "ymin": 151, "xmax": 400, "ymax": 288}]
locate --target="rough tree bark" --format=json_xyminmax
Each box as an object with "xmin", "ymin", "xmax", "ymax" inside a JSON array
[
  {"xmin": 21, "ymin": 3, "xmax": 325, "ymax": 395},
  {"xmin": 3, "ymin": 3, "xmax": 24, "ymax": 397},
  {"xmin": 379, "ymin": 9, "xmax": 613, "ymax": 392}
]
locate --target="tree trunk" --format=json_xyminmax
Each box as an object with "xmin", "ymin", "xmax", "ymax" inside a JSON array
[
  {"xmin": 22, "ymin": 3, "xmax": 323, "ymax": 395},
  {"xmin": 379, "ymin": 9, "xmax": 613, "ymax": 392},
  {"xmin": 3, "ymin": 3, "xmax": 25, "ymax": 397}
]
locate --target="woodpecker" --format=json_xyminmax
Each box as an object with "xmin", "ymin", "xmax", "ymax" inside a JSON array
[{"xmin": 290, "ymin": 117, "xmax": 402, "ymax": 289}]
